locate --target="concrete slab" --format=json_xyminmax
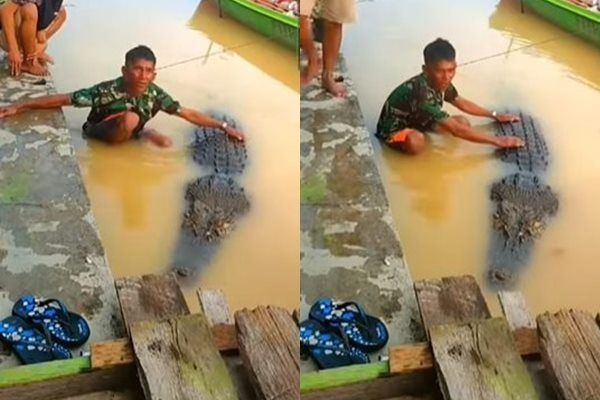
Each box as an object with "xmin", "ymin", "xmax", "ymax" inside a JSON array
[
  {"xmin": 300, "ymin": 58, "xmax": 425, "ymax": 371},
  {"xmin": 0, "ymin": 68, "xmax": 123, "ymax": 368}
]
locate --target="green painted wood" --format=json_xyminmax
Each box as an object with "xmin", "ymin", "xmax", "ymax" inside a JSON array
[
  {"xmin": 219, "ymin": 0, "xmax": 298, "ymax": 50},
  {"xmin": 524, "ymin": 0, "xmax": 600, "ymax": 47},
  {"xmin": 0, "ymin": 357, "xmax": 91, "ymax": 389},
  {"xmin": 300, "ymin": 361, "xmax": 390, "ymax": 393}
]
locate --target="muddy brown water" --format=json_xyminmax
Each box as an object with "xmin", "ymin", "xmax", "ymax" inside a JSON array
[
  {"xmin": 48, "ymin": 0, "xmax": 299, "ymax": 312},
  {"xmin": 344, "ymin": 0, "xmax": 600, "ymax": 315}
]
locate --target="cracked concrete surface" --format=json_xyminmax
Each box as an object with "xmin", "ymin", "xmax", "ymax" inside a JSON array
[
  {"xmin": 0, "ymin": 68, "xmax": 123, "ymax": 368},
  {"xmin": 300, "ymin": 58, "xmax": 425, "ymax": 371}
]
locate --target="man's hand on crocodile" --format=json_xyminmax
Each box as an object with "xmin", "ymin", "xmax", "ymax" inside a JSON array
[
  {"xmin": 495, "ymin": 136, "xmax": 525, "ymax": 149},
  {"xmin": 495, "ymin": 113, "xmax": 520, "ymax": 123}
]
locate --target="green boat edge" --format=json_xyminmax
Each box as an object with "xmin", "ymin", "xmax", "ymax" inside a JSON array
[
  {"xmin": 524, "ymin": 0, "xmax": 600, "ymax": 47},
  {"xmin": 219, "ymin": 0, "xmax": 299, "ymax": 51}
]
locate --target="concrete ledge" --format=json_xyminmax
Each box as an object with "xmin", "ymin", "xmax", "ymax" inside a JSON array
[
  {"xmin": 300, "ymin": 58, "xmax": 425, "ymax": 370},
  {"xmin": 0, "ymin": 69, "xmax": 123, "ymax": 368}
]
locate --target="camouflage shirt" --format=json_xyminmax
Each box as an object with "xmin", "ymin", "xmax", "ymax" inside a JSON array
[
  {"xmin": 70, "ymin": 77, "xmax": 182, "ymax": 130},
  {"xmin": 376, "ymin": 73, "xmax": 459, "ymax": 141}
]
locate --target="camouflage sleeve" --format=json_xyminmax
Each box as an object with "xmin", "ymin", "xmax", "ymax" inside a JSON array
[
  {"xmin": 70, "ymin": 85, "xmax": 97, "ymax": 108},
  {"xmin": 418, "ymin": 100, "xmax": 449, "ymax": 122},
  {"xmin": 155, "ymin": 86, "xmax": 182, "ymax": 115},
  {"xmin": 444, "ymin": 83, "xmax": 459, "ymax": 102}
]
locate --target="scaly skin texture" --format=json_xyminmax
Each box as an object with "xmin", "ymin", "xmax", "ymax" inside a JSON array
[{"xmin": 182, "ymin": 175, "xmax": 250, "ymax": 243}]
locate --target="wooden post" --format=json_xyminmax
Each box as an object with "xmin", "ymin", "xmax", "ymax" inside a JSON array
[
  {"xmin": 414, "ymin": 275, "xmax": 491, "ymax": 337},
  {"xmin": 430, "ymin": 318, "xmax": 538, "ymax": 399},
  {"xmin": 130, "ymin": 314, "xmax": 237, "ymax": 400},
  {"xmin": 538, "ymin": 310, "xmax": 600, "ymax": 399},
  {"xmin": 115, "ymin": 273, "xmax": 189, "ymax": 333},
  {"xmin": 236, "ymin": 306, "xmax": 299, "ymax": 400}
]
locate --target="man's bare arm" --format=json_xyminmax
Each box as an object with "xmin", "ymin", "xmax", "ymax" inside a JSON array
[
  {"xmin": 177, "ymin": 107, "xmax": 245, "ymax": 141},
  {"xmin": 436, "ymin": 116, "xmax": 523, "ymax": 148},
  {"xmin": 0, "ymin": 94, "xmax": 72, "ymax": 118},
  {"xmin": 451, "ymin": 96, "xmax": 519, "ymax": 123}
]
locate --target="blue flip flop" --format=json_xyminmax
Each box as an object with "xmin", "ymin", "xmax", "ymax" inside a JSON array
[
  {"xmin": 300, "ymin": 319, "xmax": 369, "ymax": 370},
  {"xmin": 12, "ymin": 295, "xmax": 90, "ymax": 348},
  {"xmin": 0, "ymin": 316, "xmax": 71, "ymax": 365},
  {"xmin": 309, "ymin": 298, "xmax": 389, "ymax": 353}
]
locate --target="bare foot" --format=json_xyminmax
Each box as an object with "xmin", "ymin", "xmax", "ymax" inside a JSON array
[
  {"xmin": 142, "ymin": 130, "xmax": 173, "ymax": 148},
  {"xmin": 38, "ymin": 52, "xmax": 55, "ymax": 66},
  {"xmin": 21, "ymin": 60, "xmax": 48, "ymax": 76},
  {"xmin": 322, "ymin": 73, "xmax": 347, "ymax": 97},
  {"xmin": 301, "ymin": 56, "xmax": 322, "ymax": 87}
]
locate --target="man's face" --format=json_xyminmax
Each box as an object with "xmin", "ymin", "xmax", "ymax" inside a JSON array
[
  {"xmin": 122, "ymin": 58, "xmax": 156, "ymax": 93},
  {"xmin": 423, "ymin": 59, "xmax": 457, "ymax": 92}
]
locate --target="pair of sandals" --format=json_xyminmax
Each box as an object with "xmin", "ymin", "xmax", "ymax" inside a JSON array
[
  {"xmin": 0, "ymin": 295, "xmax": 90, "ymax": 365},
  {"xmin": 300, "ymin": 298, "xmax": 389, "ymax": 370}
]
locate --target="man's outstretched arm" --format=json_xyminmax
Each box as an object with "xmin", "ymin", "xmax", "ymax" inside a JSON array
[
  {"xmin": 451, "ymin": 96, "xmax": 519, "ymax": 123},
  {"xmin": 177, "ymin": 107, "xmax": 245, "ymax": 141},
  {"xmin": 436, "ymin": 116, "xmax": 524, "ymax": 149},
  {"xmin": 0, "ymin": 94, "xmax": 72, "ymax": 118}
]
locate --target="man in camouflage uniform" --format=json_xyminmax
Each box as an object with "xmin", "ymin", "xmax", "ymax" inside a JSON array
[
  {"xmin": 376, "ymin": 38, "xmax": 523, "ymax": 155},
  {"xmin": 0, "ymin": 45, "xmax": 244, "ymax": 147}
]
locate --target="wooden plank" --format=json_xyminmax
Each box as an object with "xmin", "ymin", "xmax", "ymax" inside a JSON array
[
  {"xmin": 236, "ymin": 306, "xmax": 299, "ymax": 400},
  {"xmin": 388, "ymin": 328, "xmax": 538, "ymax": 374},
  {"xmin": 91, "ymin": 339, "xmax": 134, "ymax": 369},
  {"xmin": 115, "ymin": 273, "xmax": 189, "ymax": 333},
  {"xmin": 197, "ymin": 289, "xmax": 238, "ymax": 351},
  {"xmin": 130, "ymin": 313, "xmax": 236, "ymax": 400},
  {"xmin": 301, "ymin": 371, "xmax": 435, "ymax": 400},
  {"xmin": 91, "ymin": 327, "xmax": 237, "ymax": 371},
  {"xmin": 414, "ymin": 275, "xmax": 490, "ymax": 336},
  {"xmin": 538, "ymin": 310, "xmax": 600, "ymax": 399},
  {"xmin": 0, "ymin": 364, "xmax": 135, "ymax": 400},
  {"xmin": 498, "ymin": 291, "xmax": 536, "ymax": 330},
  {"xmin": 429, "ymin": 318, "xmax": 537, "ymax": 399},
  {"xmin": 196, "ymin": 288, "xmax": 254, "ymax": 400},
  {"xmin": 389, "ymin": 343, "xmax": 434, "ymax": 375},
  {"xmin": 198, "ymin": 289, "xmax": 234, "ymax": 325}
]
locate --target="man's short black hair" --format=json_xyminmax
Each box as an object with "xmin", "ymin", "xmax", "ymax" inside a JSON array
[
  {"xmin": 125, "ymin": 45, "xmax": 156, "ymax": 66},
  {"xmin": 423, "ymin": 38, "xmax": 456, "ymax": 65}
]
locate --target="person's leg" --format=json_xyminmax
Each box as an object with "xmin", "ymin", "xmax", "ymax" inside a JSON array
[
  {"xmin": 300, "ymin": 0, "xmax": 319, "ymax": 86},
  {"xmin": 300, "ymin": 15, "xmax": 321, "ymax": 86},
  {"xmin": 320, "ymin": 0, "xmax": 357, "ymax": 96},
  {"xmin": 84, "ymin": 112, "xmax": 141, "ymax": 145},
  {"xmin": 433, "ymin": 115, "xmax": 471, "ymax": 135},
  {"xmin": 42, "ymin": 6, "xmax": 66, "ymax": 40},
  {"xmin": 140, "ymin": 129, "xmax": 173, "ymax": 148},
  {"xmin": 36, "ymin": 4, "xmax": 66, "ymax": 65},
  {"xmin": 386, "ymin": 128, "xmax": 427, "ymax": 155},
  {"xmin": 321, "ymin": 19, "xmax": 345, "ymax": 97},
  {"xmin": 19, "ymin": 3, "xmax": 46, "ymax": 75}
]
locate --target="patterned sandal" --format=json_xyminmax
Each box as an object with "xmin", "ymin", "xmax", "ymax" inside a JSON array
[
  {"xmin": 0, "ymin": 316, "xmax": 71, "ymax": 365},
  {"xmin": 300, "ymin": 319, "xmax": 369, "ymax": 370},
  {"xmin": 13, "ymin": 295, "xmax": 90, "ymax": 348},
  {"xmin": 309, "ymin": 298, "xmax": 389, "ymax": 353}
]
